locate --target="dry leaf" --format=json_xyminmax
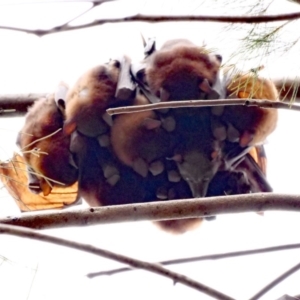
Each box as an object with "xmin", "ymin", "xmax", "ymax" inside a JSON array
[{"xmin": 0, "ymin": 153, "xmax": 79, "ymax": 212}]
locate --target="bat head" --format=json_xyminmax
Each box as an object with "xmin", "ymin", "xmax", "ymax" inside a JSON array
[
  {"xmin": 64, "ymin": 60, "xmax": 121, "ymax": 137},
  {"xmin": 169, "ymin": 147, "xmax": 222, "ymax": 198},
  {"xmin": 146, "ymin": 39, "xmax": 222, "ymax": 101},
  {"xmin": 17, "ymin": 96, "xmax": 78, "ymax": 196}
]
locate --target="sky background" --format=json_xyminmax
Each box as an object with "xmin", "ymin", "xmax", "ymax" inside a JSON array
[{"xmin": 1, "ymin": 0, "xmax": 300, "ymax": 299}]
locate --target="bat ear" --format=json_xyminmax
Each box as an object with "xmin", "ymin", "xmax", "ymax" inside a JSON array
[
  {"xmin": 215, "ymin": 54, "xmax": 222, "ymax": 63},
  {"xmin": 16, "ymin": 132, "xmax": 21, "ymax": 147},
  {"xmin": 141, "ymin": 33, "xmax": 147, "ymax": 48},
  {"xmin": 167, "ymin": 154, "xmax": 183, "ymax": 163},
  {"xmin": 142, "ymin": 118, "xmax": 162, "ymax": 130},
  {"xmin": 55, "ymin": 82, "xmax": 68, "ymax": 114},
  {"xmin": 143, "ymin": 37, "xmax": 156, "ymax": 57}
]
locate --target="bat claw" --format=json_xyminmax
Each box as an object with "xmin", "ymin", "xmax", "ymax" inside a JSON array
[
  {"xmin": 168, "ymin": 170, "xmax": 181, "ymax": 182},
  {"xmin": 149, "ymin": 160, "xmax": 164, "ymax": 176},
  {"xmin": 133, "ymin": 158, "xmax": 148, "ymax": 178}
]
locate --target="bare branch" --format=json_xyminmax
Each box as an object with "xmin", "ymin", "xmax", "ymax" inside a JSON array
[
  {"xmin": 0, "ymin": 223, "xmax": 235, "ymax": 300},
  {"xmin": 0, "ymin": 79, "xmax": 300, "ymax": 117},
  {"xmin": 0, "ymin": 94, "xmax": 299, "ymax": 118},
  {"xmin": 2, "ymin": 193, "xmax": 300, "ymax": 230},
  {"xmin": 87, "ymin": 242, "xmax": 300, "ymax": 278},
  {"xmin": 45, "ymin": 0, "xmax": 116, "ymax": 33},
  {"xmin": 249, "ymin": 261, "xmax": 300, "ymax": 300},
  {"xmin": 106, "ymin": 98, "xmax": 300, "ymax": 116},
  {"xmin": 1, "ymin": 13, "xmax": 300, "ymax": 37},
  {"xmin": 0, "ymin": 93, "xmax": 46, "ymax": 117}
]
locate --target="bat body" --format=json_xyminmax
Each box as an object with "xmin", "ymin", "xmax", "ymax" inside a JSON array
[
  {"xmin": 17, "ymin": 95, "xmax": 78, "ymax": 196},
  {"xmin": 111, "ymin": 93, "xmax": 174, "ymax": 178},
  {"xmin": 145, "ymin": 39, "xmax": 222, "ymax": 101},
  {"xmin": 64, "ymin": 60, "xmax": 122, "ymax": 137},
  {"xmin": 222, "ymin": 71, "xmax": 279, "ymax": 147},
  {"xmin": 69, "ymin": 131, "xmax": 147, "ymax": 206}
]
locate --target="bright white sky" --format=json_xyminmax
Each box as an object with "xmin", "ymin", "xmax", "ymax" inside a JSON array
[{"xmin": 1, "ymin": 1, "xmax": 300, "ymax": 300}]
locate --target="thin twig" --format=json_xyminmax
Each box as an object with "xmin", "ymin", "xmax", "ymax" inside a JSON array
[
  {"xmin": 20, "ymin": 128, "xmax": 62, "ymax": 150},
  {"xmin": 106, "ymin": 98, "xmax": 300, "ymax": 115},
  {"xmin": 1, "ymin": 13, "xmax": 300, "ymax": 36},
  {"xmin": 249, "ymin": 261, "xmax": 300, "ymax": 300},
  {"xmin": 87, "ymin": 242, "xmax": 300, "ymax": 278},
  {"xmin": 57, "ymin": 0, "xmax": 111, "ymax": 28},
  {"xmin": 2, "ymin": 193, "xmax": 300, "ymax": 229},
  {"xmin": 0, "ymin": 224, "xmax": 235, "ymax": 300},
  {"xmin": 0, "ymin": 79, "xmax": 299, "ymax": 118}
]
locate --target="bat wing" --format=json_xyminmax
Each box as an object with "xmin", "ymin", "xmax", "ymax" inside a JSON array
[
  {"xmin": 236, "ymin": 145, "xmax": 272, "ymax": 193},
  {"xmin": 248, "ymin": 145, "xmax": 267, "ymax": 176}
]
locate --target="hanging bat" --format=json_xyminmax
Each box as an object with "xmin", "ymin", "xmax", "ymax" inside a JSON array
[
  {"xmin": 68, "ymin": 129, "xmax": 202, "ymax": 234},
  {"xmin": 64, "ymin": 56, "xmax": 135, "ymax": 138},
  {"xmin": 68, "ymin": 130, "xmax": 148, "ymax": 206},
  {"xmin": 144, "ymin": 38, "xmax": 223, "ymax": 101},
  {"xmin": 16, "ymin": 94, "xmax": 78, "ymax": 196},
  {"xmin": 221, "ymin": 69, "xmax": 279, "ymax": 147}
]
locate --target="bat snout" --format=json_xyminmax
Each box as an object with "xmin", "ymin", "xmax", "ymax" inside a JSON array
[{"xmin": 188, "ymin": 179, "xmax": 210, "ymax": 199}]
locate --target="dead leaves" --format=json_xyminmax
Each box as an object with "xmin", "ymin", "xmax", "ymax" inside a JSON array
[{"xmin": 0, "ymin": 153, "xmax": 78, "ymax": 212}]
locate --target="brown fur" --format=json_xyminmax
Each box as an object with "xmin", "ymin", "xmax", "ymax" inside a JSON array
[
  {"xmin": 110, "ymin": 94, "xmax": 172, "ymax": 176},
  {"xmin": 145, "ymin": 39, "xmax": 222, "ymax": 101},
  {"xmin": 155, "ymin": 219, "xmax": 202, "ymax": 234},
  {"xmin": 17, "ymin": 96, "xmax": 78, "ymax": 196},
  {"xmin": 223, "ymin": 72, "xmax": 279, "ymax": 146},
  {"xmin": 64, "ymin": 60, "xmax": 121, "ymax": 137}
]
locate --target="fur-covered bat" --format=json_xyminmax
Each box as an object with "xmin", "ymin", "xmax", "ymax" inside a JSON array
[
  {"xmin": 16, "ymin": 93, "xmax": 78, "ymax": 196},
  {"xmin": 68, "ymin": 130, "xmax": 148, "ymax": 206},
  {"xmin": 221, "ymin": 70, "xmax": 279, "ymax": 147},
  {"xmin": 144, "ymin": 38, "xmax": 223, "ymax": 101},
  {"xmin": 64, "ymin": 57, "xmax": 135, "ymax": 138}
]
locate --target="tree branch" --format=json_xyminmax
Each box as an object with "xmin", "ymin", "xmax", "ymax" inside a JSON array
[
  {"xmin": 249, "ymin": 261, "xmax": 300, "ymax": 300},
  {"xmin": 1, "ymin": 13, "xmax": 300, "ymax": 37},
  {"xmin": 0, "ymin": 76, "xmax": 299, "ymax": 117},
  {"xmin": 106, "ymin": 98, "xmax": 300, "ymax": 116},
  {"xmin": 0, "ymin": 93, "xmax": 46, "ymax": 117},
  {"xmin": 2, "ymin": 193, "xmax": 300, "ymax": 230},
  {"xmin": 87, "ymin": 242, "xmax": 300, "ymax": 278},
  {"xmin": 0, "ymin": 223, "xmax": 235, "ymax": 300}
]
